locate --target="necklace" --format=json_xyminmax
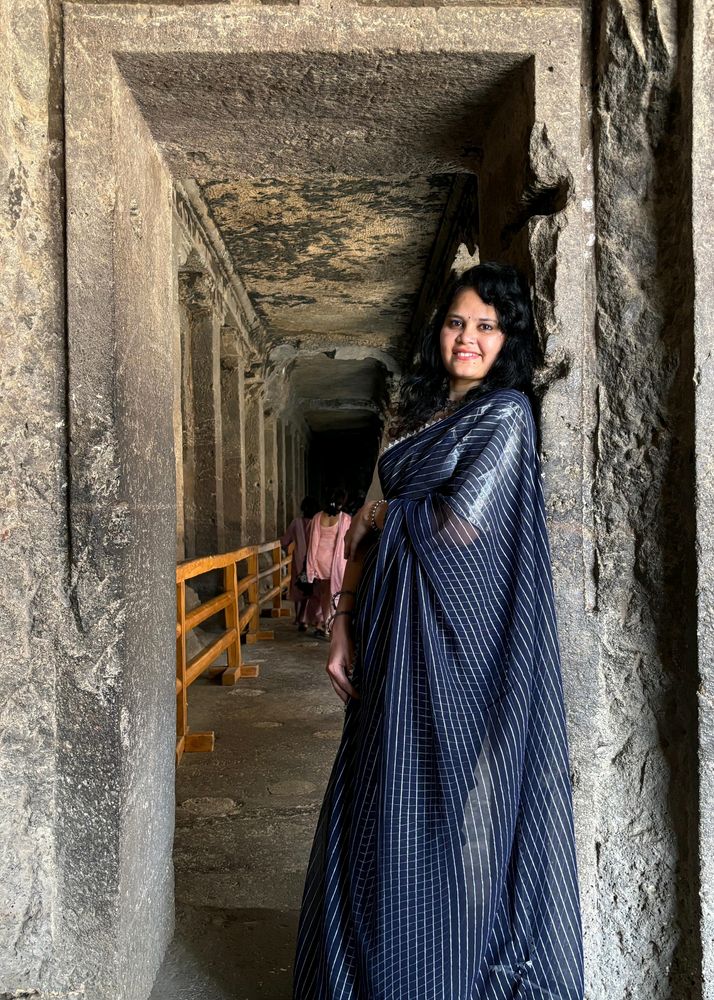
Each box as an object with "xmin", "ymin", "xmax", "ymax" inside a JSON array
[{"xmin": 381, "ymin": 399, "xmax": 465, "ymax": 457}]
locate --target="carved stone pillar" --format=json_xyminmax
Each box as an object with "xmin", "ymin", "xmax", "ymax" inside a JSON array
[
  {"xmin": 220, "ymin": 327, "xmax": 246, "ymax": 549},
  {"xmin": 292, "ymin": 429, "xmax": 303, "ymax": 518},
  {"xmin": 178, "ymin": 270, "xmax": 224, "ymax": 558},
  {"xmin": 244, "ymin": 376, "xmax": 265, "ymax": 544},
  {"xmin": 263, "ymin": 408, "xmax": 278, "ymax": 540},
  {"xmin": 298, "ymin": 436, "xmax": 307, "ymax": 502},
  {"xmin": 276, "ymin": 419, "xmax": 287, "ymax": 535},
  {"xmin": 284, "ymin": 425, "xmax": 295, "ymax": 524}
]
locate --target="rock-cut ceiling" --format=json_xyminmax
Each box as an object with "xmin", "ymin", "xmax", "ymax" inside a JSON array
[
  {"xmin": 199, "ymin": 174, "xmax": 459, "ymax": 430},
  {"xmin": 199, "ymin": 175, "xmax": 453, "ymax": 348}
]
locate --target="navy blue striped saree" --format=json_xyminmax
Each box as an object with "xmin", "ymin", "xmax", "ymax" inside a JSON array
[{"xmin": 293, "ymin": 388, "xmax": 584, "ymax": 1000}]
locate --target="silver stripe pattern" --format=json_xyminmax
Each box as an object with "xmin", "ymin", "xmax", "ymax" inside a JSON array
[{"xmin": 293, "ymin": 389, "xmax": 585, "ymax": 1000}]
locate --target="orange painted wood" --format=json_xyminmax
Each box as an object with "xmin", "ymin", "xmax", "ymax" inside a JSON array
[
  {"xmin": 175, "ymin": 536, "xmax": 294, "ymax": 764},
  {"xmin": 185, "ymin": 591, "xmax": 232, "ymax": 632},
  {"xmin": 224, "ymin": 561, "xmax": 243, "ymax": 683},
  {"xmin": 185, "ymin": 628, "xmax": 238, "ymax": 687},
  {"xmin": 246, "ymin": 629, "xmax": 274, "ymax": 643},
  {"xmin": 176, "ymin": 581, "xmax": 188, "ymax": 750},
  {"xmin": 176, "ymin": 546, "xmax": 252, "ymax": 582},
  {"xmin": 270, "ymin": 543, "xmax": 283, "ymax": 617},
  {"xmin": 184, "ymin": 731, "xmax": 215, "ymax": 753},
  {"xmin": 246, "ymin": 552, "xmax": 260, "ymax": 643},
  {"xmin": 239, "ymin": 602, "xmax": 258, "ymax": 631},
  {"xmin": 261, "ymin": 583, "xmax": 282, "ymax": 604}
]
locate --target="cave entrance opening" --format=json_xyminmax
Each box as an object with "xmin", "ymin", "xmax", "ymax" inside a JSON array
[{"xmin": 62, "ymin": 7, "xmax": 587, "ymax": 997}]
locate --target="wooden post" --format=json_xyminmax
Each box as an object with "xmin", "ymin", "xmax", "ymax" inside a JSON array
[
  {"xmin": 176, "ymin": 580, "xmax": 188, "ymax": 764},
  {"xmin": 174, "ymin": 543, "xmax": 276, "ymax": 765},
  {"xmin": 245, "ymin": 547, "xmax": 273, "ymax": 643},
  {"xmin": 176, "ymin": 580, "xmax": 215, "ymax": 760},
  {"xmin": 271, "ymin": 540, "xmax": 291, "ymax": 618},
  {"xmin": 245, "ymin": 549, "xmax": 260, "ymax": 645},
  {"xmin": 222, "ymin": 558, "xmax": 259, "ymax": 683}
]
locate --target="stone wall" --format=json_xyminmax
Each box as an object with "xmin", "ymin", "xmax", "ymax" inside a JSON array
[
  {"xmin": 0, "ymin": 0, "xmax": 66, "ymax": 990},
  {"xmin": 110, "ymin": 73, "xmax": 177, "ymax": 997},
  {"xmin": 0, "ymin": 2, "xmax": 312, "ymax": 995},
  {"xmin": 590, "ymin": 0, "xmax": 700, "ymax": 994},
  {"xmin": 692, "ymin": 0, "xmax": 714, "ymax": 997}
]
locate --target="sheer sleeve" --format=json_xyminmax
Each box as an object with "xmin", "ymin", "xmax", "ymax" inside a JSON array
[
  {"xmin": 280, "ymin": 518, "xmax": 296, "ymax": 550},
  {"xmin": 388, "ymin": 400, "xmax": 535, "ymax": 553},
  {"xmin": 365, "ymin": 421, "xmax": 391, "ymax": 503}
]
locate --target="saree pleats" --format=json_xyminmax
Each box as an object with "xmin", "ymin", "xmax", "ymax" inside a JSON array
[{"xmin": 293, "ymin": 389, "xmax": 584, "ymax": 1000}]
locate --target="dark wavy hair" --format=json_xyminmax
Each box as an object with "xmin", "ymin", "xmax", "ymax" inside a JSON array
[
  {"xmin": 324, "ymin": 488, "xmax": 347, "ymax": 516},
  {"xmin": 301, "ymin": 496, "xmax": 320, "ymax": 519},
  {"xmin": 393, "ymin": 261, "xmax": 540, "ymax": 434}
]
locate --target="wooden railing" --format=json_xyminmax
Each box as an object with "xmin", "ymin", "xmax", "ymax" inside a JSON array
[{"xmin": 175, "ymin": 539, "xmax": 293, "ymax": 764}]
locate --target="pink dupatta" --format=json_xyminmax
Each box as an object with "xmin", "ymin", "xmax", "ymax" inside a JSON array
[{"xmin": 306, "ymin": 511, "xmax": 351, "ymax": 595}]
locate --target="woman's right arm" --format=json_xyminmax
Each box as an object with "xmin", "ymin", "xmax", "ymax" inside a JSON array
[
  {"xmin": 279, "ymin": 519, "xmax": 294, "ymax": 549},
  {"xmin": 325, "ymin": 547, "xmax": 369, "ymax": 703}
]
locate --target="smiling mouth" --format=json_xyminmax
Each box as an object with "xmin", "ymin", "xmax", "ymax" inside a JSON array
[{"xmin": 452, "ymin": 352, "xmax": 482, "ymax": 360}]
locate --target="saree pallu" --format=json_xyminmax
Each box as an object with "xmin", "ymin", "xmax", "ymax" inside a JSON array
[{"xmin": 293, "ymin": 389, "xmax": 585, "ymax": 1000}]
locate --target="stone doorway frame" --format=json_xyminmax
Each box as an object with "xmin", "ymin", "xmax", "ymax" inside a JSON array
[{"xmin": 62, "ymin": 5, "xmax": 591, "ymax": 997}]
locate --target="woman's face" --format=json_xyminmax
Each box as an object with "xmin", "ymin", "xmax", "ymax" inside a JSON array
[{"xmin": 439, "ymin": 287, "xmax": 506, "ymax": 399}]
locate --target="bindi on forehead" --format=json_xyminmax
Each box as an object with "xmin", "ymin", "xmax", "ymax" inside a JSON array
[{"xmin": 447, "ymin": 309, "xmax": 501, "ymax": 326}]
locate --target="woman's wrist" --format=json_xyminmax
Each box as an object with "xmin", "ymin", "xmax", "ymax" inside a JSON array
[
  {"xmin": 330, "ymin": 610, "xmax": 353, "ymax": 632},
  {"xmin": 372, "ymin": 499, "xmax": 387, "ymax": 532}
]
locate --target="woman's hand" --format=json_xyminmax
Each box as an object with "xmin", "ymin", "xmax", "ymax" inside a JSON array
[
  {"xmin": 326, "ymin": 616, "xmax": 359, "ymax": 703},
  {"xmin": 343, "ymin": 503, "xmax": 374, "ymax": 561}
]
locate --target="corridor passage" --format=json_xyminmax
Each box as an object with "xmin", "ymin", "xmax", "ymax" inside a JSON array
[{"xmin": 150, "ymin": 620, "xmax": 343, "ymax": 1000}]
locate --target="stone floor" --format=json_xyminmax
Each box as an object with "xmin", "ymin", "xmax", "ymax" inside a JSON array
[{"xmin": 149, "ymin": 617, "xmax": 343, "ymax": 1000}]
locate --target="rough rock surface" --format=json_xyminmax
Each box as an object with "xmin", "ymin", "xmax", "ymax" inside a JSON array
[
  {"xmin": 591, "ymin": 0, "xmax": 699, "ymax": 995},
  {"xmin": 692, "ymin": 1, "xmax": 714, "ymax": 998},
  {"xmin": 0, "ymin": 0, "xmax": 65, "ymax": 990}
]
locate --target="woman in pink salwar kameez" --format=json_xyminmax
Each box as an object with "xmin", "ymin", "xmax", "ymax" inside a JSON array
[
  {"xmin": 306, "ymin": 490, "xmax": 351, "ymax": 639},
  {"xmin": 281, "ymin": 497, "xmax": 322, "ymax": 631}
]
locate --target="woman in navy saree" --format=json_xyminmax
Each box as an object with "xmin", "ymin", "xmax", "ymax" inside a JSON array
[{"xmin": 292, "ymin": 263, "xmax": 585, "ymax": 1000}]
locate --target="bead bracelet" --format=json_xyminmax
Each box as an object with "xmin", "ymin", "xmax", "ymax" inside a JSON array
[
  {"xmin": 369, "ymin": 499, "xmax": 387, "ymax": 534},
  {"xmin": 326, "ymin": 609, "xmax": 354, "ymax": 631},
  {"xmin": 332, "ymin": 589, "xmax": 356, "ymax": 609}
]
